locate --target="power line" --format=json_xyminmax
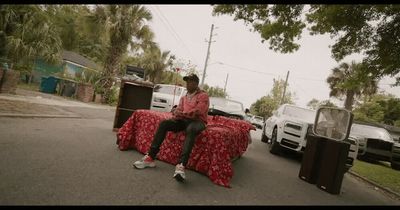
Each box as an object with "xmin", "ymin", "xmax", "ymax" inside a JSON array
[
  {"xmin": 214, "ymin": 61, "xmax": 328, "ymax": 83},
  {"xmin": 149, "ymin": 7, "xmax": 180, "ymax": 45},
  {"xmin": 149, "ymin": 6, "xmax": 198, "ymax": 65},
  {"xmin": 154, "ymin": 6, "xmax": 199, "ymax": 65},
  {"xmin": 213, "ymin": 60, "xmax": 400, "ymax": 85},
  {"xmin": 154, "ymin": 7, "xmax": 183, "ymax": 47},
  {"xmin": 151, "ymin": 7, "xmax": 183, "ymax": 50},
  {"xmin": 291, "ymin": 80, "xmax": 315, "ymax": 100},
  {"xmin": 216, "ymin": 62, "xmax": 277, "ymax": 77},
  {"xmin": 289, "ymin": 75, "xmax": 326, "ymax": 83},
  {"xmin": 149, "ymin": 7, "xmax": 327, "ymax": 84}
]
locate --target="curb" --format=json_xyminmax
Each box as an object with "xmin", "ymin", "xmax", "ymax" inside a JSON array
[
  {"xmin": 0, "ymin": 113, "xmax": 81, "ymax": 119},
  {"xmin": 348, "ymin": 170, "xmax": 400, "ymax": 200}
]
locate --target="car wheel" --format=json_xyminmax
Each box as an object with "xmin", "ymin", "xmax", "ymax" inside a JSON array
[
  {"xmin": 391, "ymin": 161, "xmax": 400, "ymax": 170},
  {"xmin": 269, "ymin": 127, "xmax": 281, "ymax": 155},
  {"xmin": 261, "ymin": 129, "xmax": 269, "ymax": 143}
]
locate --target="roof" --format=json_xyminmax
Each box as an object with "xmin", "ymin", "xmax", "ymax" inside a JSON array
[{"xmin": 61, "ymin": 50, "xmax": 101, "ymax": 71}]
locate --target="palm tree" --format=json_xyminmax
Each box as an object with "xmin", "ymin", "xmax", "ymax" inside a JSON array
[
  {"xmin": 1, "ymin": 5, "xmax": 62, "ymax": 69},
  {"xmin": 124, "ymin": 43, "xmax": 173, "ymax": 84},
  {"xmin": 327, "ymin": 61, "xmax": 378, "ymax": 111},
  {"xmin": 49, "ymin": 5, "xmax": 109, "ymax": 64},
  {"xmin": 141, "ymin": 45, "xmax": 173, "ymax": 83},
  {"xmin": 93, "ymin": 5, "xmax": 154, "ymax": 103}
]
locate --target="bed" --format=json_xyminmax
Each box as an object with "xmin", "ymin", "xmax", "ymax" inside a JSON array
[{"xmin": 117, "ymin": 109, "xmax": 255, "ymax": 187}]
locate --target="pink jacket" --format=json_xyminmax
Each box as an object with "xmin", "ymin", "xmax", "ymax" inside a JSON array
[{"xmin": 173, "ymin": 89, "xmax": 209, "ymax": 124}]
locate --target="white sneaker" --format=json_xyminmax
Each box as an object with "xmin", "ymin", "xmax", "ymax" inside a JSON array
[
  {"xmin": 133, "ymin": 154, "xmax": 156, "ymax": 169},
  {"xmin": 173, "ymin": 163, "xmax": 185, "ymax": 182}
]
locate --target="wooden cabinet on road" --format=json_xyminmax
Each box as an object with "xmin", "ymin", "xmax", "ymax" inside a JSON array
[{"xmin": 113, "ymin": 80, "xmax": 154, "ymax": 131}]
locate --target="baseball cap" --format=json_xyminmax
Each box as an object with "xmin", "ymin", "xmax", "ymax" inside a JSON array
[{"xmin": 183, "ymin": 73, "xmax": 200, "ymax": 83}]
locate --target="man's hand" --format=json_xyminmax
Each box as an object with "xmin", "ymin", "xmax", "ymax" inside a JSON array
[
  {"xmin": 172, "ymin": 109, "xmax": 197, "ymax": 119},
  {"xmin": 172, "ymin": 109, "xmax": 184, "ymax": 118}
]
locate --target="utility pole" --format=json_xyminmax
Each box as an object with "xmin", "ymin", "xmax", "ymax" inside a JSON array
[
  {"xmin": 223, "ymin": 73, "xmax": 229, "ymax": 95},
  {"xmin": 200, "ymin": 24, "xmax": 215, "ymax": 87},
  {"xmin": 280, "ymin": 71, "xmax": 290, "ymax": 105}
]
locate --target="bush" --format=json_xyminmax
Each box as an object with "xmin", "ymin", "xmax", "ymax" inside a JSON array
[{"xmin": 107, "ymin": 85, "xmax": 119, "ymax": 106}]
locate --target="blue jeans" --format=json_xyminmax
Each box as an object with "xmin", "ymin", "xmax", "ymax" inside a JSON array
[{"xmin": 148, "ymin": 118, "xmax": 206, "ymax": 166}]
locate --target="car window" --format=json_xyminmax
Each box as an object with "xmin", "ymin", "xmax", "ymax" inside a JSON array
[
  {"xmin": 282, "ymin": 105, "xmax": 316, "ymax": 123},
  {"xmin": 209, "ymin": 97, "xmax": 244, "ymax": 113},
  {"xmin": 154, "ymin": 85, "xmax": 182, "ymax": 96}
]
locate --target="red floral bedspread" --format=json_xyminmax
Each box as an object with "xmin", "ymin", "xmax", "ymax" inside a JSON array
[{"xmin": 117, "ymin": 109, "xmax": 255, "ymax": 187}]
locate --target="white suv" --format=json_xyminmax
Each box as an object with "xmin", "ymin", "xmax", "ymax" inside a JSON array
[
  {"xmin": 150, "ymin": 84, "xmax": 187, "ymax": 112},
  {"xmin": 262, "ymin": 104, "xmax": 316, "ymax": 153}
]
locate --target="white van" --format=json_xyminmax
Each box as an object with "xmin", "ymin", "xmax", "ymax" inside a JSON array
[{"xmin": 150, "ymin": 84, "xmax": 187, "ymax": 112}]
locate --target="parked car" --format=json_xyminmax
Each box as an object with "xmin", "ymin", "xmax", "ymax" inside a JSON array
[
  {"xmin": 244, "ymin": 113, "xmax": 253, "ymax": 124},
  {"xmin": 150, "ymin": 84, "xmax": 187, "ymax": 112},
  {"xmin": 250, "ymin": 115, "xmax": 264, "ymax": 130},
  {"xmin": 208, "ymin": 97, "xmax": 247, "ymax": 120},
  {"xmin": 350, "ymin": 123, "xmax": 400, "ymax": 170},
  {"xmin": 208, "ymin": 97, "xmax": 254, "ymax": 145},
  {"xmin": 261, "ymin": 104, "xmax": 316, "ymax": 153}
]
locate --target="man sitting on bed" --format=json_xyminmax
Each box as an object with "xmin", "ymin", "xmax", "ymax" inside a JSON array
[{"xmin": 133, "ymin": 73, "xmax": 210, "ymax": 182}]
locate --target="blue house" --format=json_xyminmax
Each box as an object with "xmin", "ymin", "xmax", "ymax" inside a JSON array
[{"xmin": 32, "ymin": 50, "xmax": 101, "ymax": 83}]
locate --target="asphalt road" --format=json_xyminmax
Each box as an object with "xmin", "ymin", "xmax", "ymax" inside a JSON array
[{"xmin": 0, "ymin": 107, "xmax": 399, "ymax": 205}]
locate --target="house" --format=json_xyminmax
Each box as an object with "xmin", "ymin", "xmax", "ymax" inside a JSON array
[{"xmin": 32, "ymin": 50, "xmax": 101, "ymax": 83}]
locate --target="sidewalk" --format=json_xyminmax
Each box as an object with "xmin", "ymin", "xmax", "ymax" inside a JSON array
[{"xmin": 0, "ymin": 89, "xmax": 115, "ymax": 118}]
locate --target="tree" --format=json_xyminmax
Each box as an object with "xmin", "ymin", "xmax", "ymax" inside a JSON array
[
  {"xmin": 250, "ymin": 78, "xmax": 295, "ymax": 118},
  {"xmin": 307, "ymin": 98, "xmax": 337, "ymax": 110},
  {"xmin": 212, "ymin": 5, "xmax": 400, "ymax": 85},
  {"xmin": 250, "ymin": 96, "xmax": 277, "ymax": 118},
  {"xmin": 139, "ymin": 45, "xmax": 173, "ymax": 83},
  {"xmin": 327, "ymin": 61, "xmax": 378, "ymax": 111},
  {"xmin": 203, "ymin": 84, "xmax": 227, "ymax": 98},
  {"xmin": 1, "ymin": 5, "xmax": 62, "ymax": 71},
  {"xmin": 159, "ymin": 70, "xmax": 184, "ymax": 86},
  {"xmin": 161, "ymin": 58, "xmax": 200, "ymax": 86},
  {"xmin": 94, "ymin": 5, "xmax": 154, "ymax": 103},
  {"xmin": 353, "ymin": 100, "xmax": 385, "ymax": 124},
  {"xmin": 122, "ymin": 44, "xmax": 174, "ymax": 83},
  {"xmin": 46, "ymin": 5, "xmax": 108, "ymax": 64},
  {"xmin": 307, "ymin": 98, "xmax": 320, "ymax": 110},
  {"xmin": 353, "ymin": 93, "xmax": 400, "ymax": 126},
  {"xmin": 381, "ymin": 98, "xmax": 400, "ymax": 126}
]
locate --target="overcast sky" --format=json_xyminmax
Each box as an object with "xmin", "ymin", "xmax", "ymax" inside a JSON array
[{"xmin": 146, "ymin": 4, "xmax": 400, "ymax": 109}]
